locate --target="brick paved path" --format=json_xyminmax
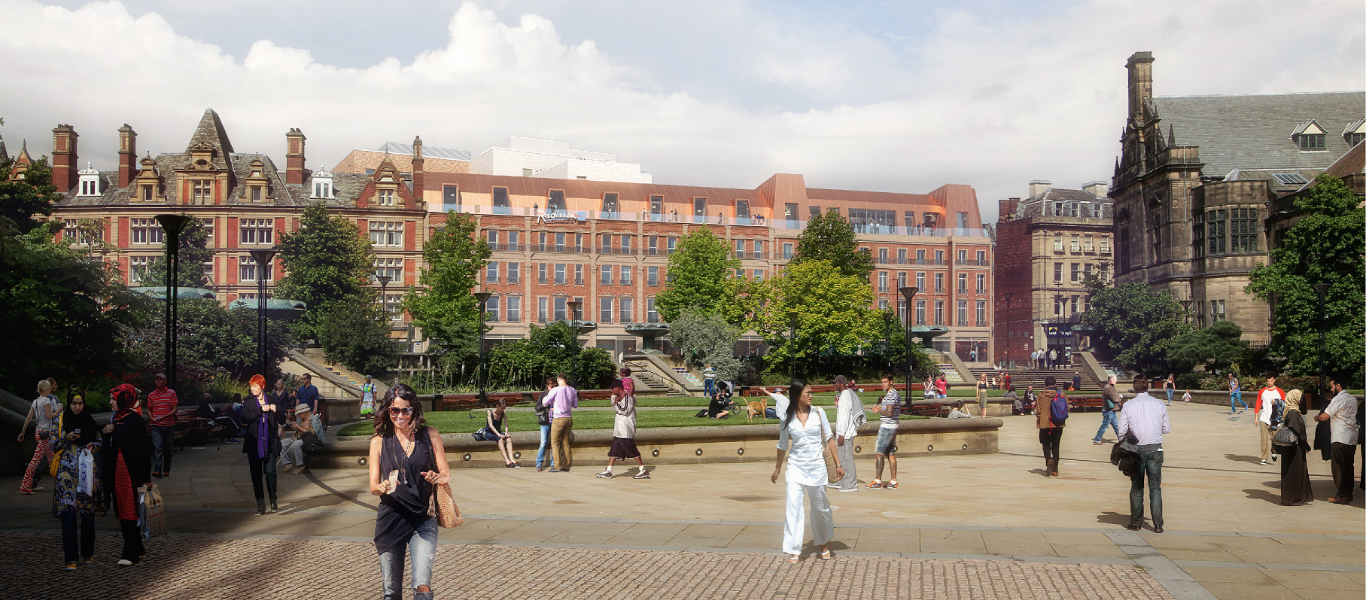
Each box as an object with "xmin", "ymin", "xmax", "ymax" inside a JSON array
[{"xmin": 0, "ymin": 532, "xmax": 1173, "ymax": 600}]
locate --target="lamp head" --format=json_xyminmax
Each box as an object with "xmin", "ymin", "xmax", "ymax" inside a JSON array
[{"xmin": 898, "ymin": 286, "xmax": 918, "ymax": 301}]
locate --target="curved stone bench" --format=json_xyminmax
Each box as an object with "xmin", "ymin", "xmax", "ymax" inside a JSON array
[{"xmin": 310, "ymin": 418, "xmax": 1002, "ymax": 469}]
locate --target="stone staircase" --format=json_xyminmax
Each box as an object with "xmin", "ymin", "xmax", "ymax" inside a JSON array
[
  {"xmin": 673, "ymin": 367, "xmax": 703, "ymax": 388},
  {"xmin": 937, "ymin": 363, "xmax": 969, "ymax": 384}
]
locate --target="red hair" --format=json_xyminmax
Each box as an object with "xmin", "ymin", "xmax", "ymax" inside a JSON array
[{"xmin": 249, "ymin": 374, "xmax": 266, "ymax": 389}]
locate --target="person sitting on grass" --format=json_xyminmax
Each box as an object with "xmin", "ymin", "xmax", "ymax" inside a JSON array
[
  {"xmin": 598, "ymin": 380, "xmax": 649, "ymax": 479},
  {"xmin": 947, "ymin": 400, "xmax": 973, "ymax": 419},
  {"xmin": 708, "ymin": 382, "xmax": 733, "ymax": 419}
]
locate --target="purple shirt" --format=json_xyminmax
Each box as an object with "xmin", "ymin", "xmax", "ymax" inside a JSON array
[
  {"xmin": 542, "ymin": 385, "xmax": 579, "ymax": 419},
  {"xmin": 1117, "ymin": 392, "xmax": 1170, "ymax": 446}
]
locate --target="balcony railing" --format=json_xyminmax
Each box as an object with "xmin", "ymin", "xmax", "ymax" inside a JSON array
[
  {"xmin": 732, "ymin": 251, "xmax": 769, "ymax": 260},
  {"xmin": 534, "ymin": 244, "xmax": 589, "ymax": 254},
  {"xmin": 954, "ymin": 258, "xmax": 992, "ymax": 266}
]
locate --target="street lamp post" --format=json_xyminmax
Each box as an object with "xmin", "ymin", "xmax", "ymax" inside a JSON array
[
  {"xmin": 1002, "ymin": 292, "xmax": 1013, "ymax": 369},
  {"xmin": 899, "ymin": 286, "xmax": 918, "ymax": 393},
  {"xmin": 249, "ymin": 248, "xmax": 277, "ymax": 378},
  {"xmin": 1312, "ymin": 283, "xmax": 1328, "ymax": 408},
  {"xmin": 375, "ymin": 274, "xmax": 393, "ymax": 319},
  {"xmin": 474, "ymin": 292, "xmax": 492, "ymax": 403},
  {"xmin": 154, "ymin": 214, "xmax": 192, "ymax": 390},
  {"xmin": 567, "ymin": 300, "xmax": 582, "ymax": 387}
]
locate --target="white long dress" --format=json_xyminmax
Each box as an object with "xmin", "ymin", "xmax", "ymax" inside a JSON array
[{"xmin": 774, "ymin": 402, "xmax": 835, "ymax": 555}]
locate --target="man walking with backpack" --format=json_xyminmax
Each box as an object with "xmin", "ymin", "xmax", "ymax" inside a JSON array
[{"xmin": 1118, "ymin": 375, "xmax": 1170, "ymax": 532}]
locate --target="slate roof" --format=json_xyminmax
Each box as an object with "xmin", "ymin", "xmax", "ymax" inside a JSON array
[{"xmin": 1152, "ymin": 92, "xmax": 1365, "ymax": 179}]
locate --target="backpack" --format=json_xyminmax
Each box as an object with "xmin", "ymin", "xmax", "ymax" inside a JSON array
[{"xmin": 1051, "ymin": 391, "xmax": 1070, "ymax": 424}]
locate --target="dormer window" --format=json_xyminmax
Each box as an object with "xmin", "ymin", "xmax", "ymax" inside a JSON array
[
  {"xmin": 378, "ymin": 189, "xmax": 395, "ymax": 206},
  {"xmin": 311, "ymin": 165, "xmax": 335, "ymax": 199},
  {"xmin": 1293, "ymin": 120, "xmax": 1327, "ymax": 151},
  {"xmin": 77, "ymin": 163, "xmax": 101, "ymax": 197},
  {"xmin": 1345, "ymin": 119, "xmax": 1365, "ymax": 148}
]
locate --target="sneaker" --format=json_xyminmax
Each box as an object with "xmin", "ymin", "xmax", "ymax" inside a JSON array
[
  {"xmin": 868, "ymin": 480, "xmax": 884, "ymax": 489},
  {"xmin": 1259, "ymin": 460, "xmax": 1268, "ymax": 465},
  {"xmin": 80, "ymin": 557, "xmax": 94, "ymax": 564},
  {"xmin": 837, "ymin": 486, "xmax": 859, "ymax": 492},
  {"xmin": 549, "ymin": 468, "xmax": 563, "ymax": 473},
  {"xmin": 152, "ymin": 472, "xmax": 162, "ymax": 478},
  {"xmin": 536, "ymin": 467, "xmax": 544, "ymax": 472},
  {"xmin": 596, "ymin": 470, "xmax": 613, "ymax": 479},
  {"xmin": 1092, "ymin": 441, "xmax": 1105, "ymax": 445},
  {"xmin": 887, "ymin": 480, "xmax": 899, "ymax": 489},
  {"xmin": 633, "ymin": 470, "xmax": 650, "ymax": 479},
  {"xmin": 293, "ymin": 466, "xmax": 306, "ymax": 474},
  {"xmin": 64, "ymin": 563, "xmax": 77, "ymax": 571},
  {"xmin": 512, "ymin": 463, "xmax": 523, "ymax": 469},
  {"xmin": 117, "ymin": 559, "xmax": 134, "ymax": 566}
]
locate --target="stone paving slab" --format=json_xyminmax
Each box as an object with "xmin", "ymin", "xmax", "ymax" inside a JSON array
[{"xmin": 0, "ymin": 532, "xmax": 1178, "ymax": 600}]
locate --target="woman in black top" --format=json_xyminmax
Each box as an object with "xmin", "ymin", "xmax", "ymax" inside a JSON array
[
  {"xmin": 241, "ymin": 374, "xmax": 285, "ymax": 515},
  {"xmin": 100, "ymin": 384, "xmax": 152, "ymax": 566},
  {"xmin": 369, "ymin": 384, "xmax": 451, "ymax": 600},
  {"xmin": 708, "ymin": 382, "xmax": 733, "ymax": 419}
]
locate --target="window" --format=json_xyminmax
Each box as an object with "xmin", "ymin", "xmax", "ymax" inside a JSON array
[
  {"xmin": 555, "ymin": 232, "xmax": 566, "ymax": 252},
  {"xmin": 240, "ymin": 219, "xmax": 273, "ymax": 245},
  {"xmin": 621, "ymin": 236, "xmax": 632, "ymax": 255},
  {"xmin": 369, "ymin": 221, "xmax": 403, "ymax": 247},
  {"xmin": 192, "ymin": 180, "xmax": 213, "ymax": 204},
  {"xmin": 958, "ymin": 249, "xmax": 967, "ymax": 263},
  {"xmin": 1100, "ymin": 237, "xmax": 1110, "ymax": 253},
  {"xmin": 1070, "ymin": 235, "xmax": 1080, "ymax": 252},
  {"xmin": 1054, "ymin": 297, "xmax": 1063, "ymax": 316},
  {"xmin": 736, "ymin": 268, "xmax": 744, "ymax": 279},
  {"xmin": 1084, "ymin": 263, "xmax": 1093, "ymax": 278},
  {"xmin": 238, "ymin": 256, "xmax": 272, "ymax": 282},
  {"xmin": 956, "ymin": 212, "xmax": 969, "ymax": 229},
  {"xmin": 1230, "ymin": 208, "xmax": 1258, "ymax": 253},
  {"xmin": 934, "ymin": 300, "xmax": 944, "ymax": 325},
  {"xmin": 935, "ymin": 250, "xmax": 944, "ymax": 264},
  {"xmin": 537, "ymin": 297, "xmax": 548, "ymax": 323},
  {"xmin": 485, "ymin": 296, "xmax": 500, "ymax": 322},
  {"xmin": 648, "ymin": 236, "xmax": 658, "ymax": 255},
  {"xmin": 976, "ymin": 300, "xmax": 987, "ymax": 327},
  {"xmin": 374, "ymin": 257, "xmax": 402, "ymax": 281},
  {"xmin": 538, "ymin": 263, "xmax": 547, "ymax": 284},
  {"xmin": 539, "ymin": 232, "xmax": 547, "ymax": 250},
  {"xmin": 753, "ymin": 269, "xmax": 763, "ymax": 281},
  {"xmin": 441, "ymin": 184, "xmax": 457, "ymax": 206},
  {"xmin": 1053, "ymin": 235, "xmax": 1064, "ymax": 252},
  {"xmin": 601, "ymin": 265, "xmax": 613, "ymax": 285},
  {"xmin": 878, "ymin": 299, "xmax": 888, "ymax": 311},
  {"xmin": 142, "ymin": 185, "xmax": 154, "ymax": 201},
  {"xmin": 809, "ymin": 206, "xmax": 821, "ymax": 217},
  {"xmin": 1298, "ymin": 133, "xmax": 1326, "ymax": 150},
  {"xmin": 782, "ymin": 243, "xmax": 793, "ymax": 260},
  {"xmin": 1206, "ymin": 210, "xmax": 1227, "ymax": 255},
  {"xmin": 897, "ymin": 300, "xmax": 906, "ymax": 321},
  {"xmin": 647, "ymin": 266, "xmax": 659, "ymax": 287},
  {"xmin": 383, "ymin": 294, "xmax": 403, "ymax": 321},
  {"xmin": 554, "ymin": 264, "xmax": 566, "ymax": 285},
  {"xmin": 575, "ymin": 264, "xmax": 583, "ymax": 285},
  {"xmin": 905, "ymin": 211, "xmax": 916, "ymax": 230},
  {"xmin": 646, "ymin": 298, "xmax": 659, "ymax": 323},
  {"xmin": 976, "ymin": 250, "xmax": 986, "ymax": 264},
  {"xmin": 507, "ymin": 262, "xmax": 520, "ymax": 284},
  {"xmin": 735, "ymin": 199, "xmax": 750, "ymax": 220},
  {"xmin": 621, "ymin": 265, "xmax": 633, "ymax": 286},
  {"xmin": 916, "ymin": 272, "xmax": 925, "ymax": 291},
  {"xmin": 667, "ymin": 238, "xmax": 676, "ymax": 254},
  {"xmin": 915, "ymin": 300, "xmax": 926, "ymax": 325},
  {"xmin": 600, "ymin": 297, "xmax": 613, "ymax": 323},
  {"xmin": 620, "ymin": 297, "xmax": 634, "ymax": 323},
  {"xmin": 554, "ymin": 297, "xmax": 567, "ymax": 321},
  {"xmin": 958, "ymin": 273, "xmax": 967, "ymax": 293},
  {"xmin": 63, "ymin": 219, "xmax": 78, "ymax": 241},
  {"xmin": 650, "ymin": 195, "xmax": 663, "ymax": 216},
  {"xmin": 976, "ymin": 273, "xmax": 986, "ymax": 294},
  {"xmin": 897, "ymin": 249, "xmax": 907, "ymax": 264},
  {"xmin": 487, "ymin": 230, "xmax": 499, "ymax": 247},
  {"xmin": 129, "ymin": 256, "xmax": 151, "ymax": 284},
  {"xmin": 250, "ymin": 186, "xmax": 262, "ymax": 202},
  {"xmin": 547, "ymin": 190, "xmax": 566, "ymax": 211},
  {"xmin": 377, "ymin": 189, "xmax": 396, "ymax": 206},
  {"xmin": 1070, "ymin": 263, "xmax": 1080, "ymax": 282},
  {"xmin": 897, "ymin": 272, "xmax": 906, "ymax": 289},
  {"xmin": 601, "ymin": 234, "xmax": 612, "ymax": 254},
  {"xmin": 934, "ymin": 273, "xmax": 944, "ymax": 294},
  {"xmin": 130, "ymin": 218, "xmax": 163, "ymax": 245},
  {"xmin": 736, "ymin": 239, "xmax": 746, "ymax": 255},
  {"xmin": 486, "ymin": 262, "xmax": 499, "ymax": 283},
  {"xmin": 916, "ymin": 249, "xmax": 926, "ymax": 264},
  {"xmin": 878, "ymin": 248, "xmax": 888, "ymax": 263},
  {"xmin": 877, "ymin": 272, "xmax": 888, "ymax": 292},
  {"xmin": 493, "ymin": 187, "xmax": 510, "ymax": 208},
  {"xmin": 506, "ymin": 296, "xmax": 521, "ymax": 323},
  {"xmin": 1054, "ymin": 263, "xmax": 1063, "ymax": 282},
  {"xmin": 602, "ymin": 193, "xmax": 618, "ymax": 214},
  {"xmin": 508, "ymin": 231, "xmax": 519, "ymax": 251}
]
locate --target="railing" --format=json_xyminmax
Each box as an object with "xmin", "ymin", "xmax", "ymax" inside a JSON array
[
  {"xmin": 507, "ymin": 276, "xmax": 520, "ymax": 284},
  {"xmin": 533, "ymin": 244, "xmax": 589, "ymax": 253},
  {"xmin": 732, "ymin": 251, "xmax": 769, "ymax": 260},
  {"xmin": 954, "ymin": 259, "xmax": 992, "ymax": 266},
  {"xmin": 599, "ymin": 247, "xmax": 639, "ymax": 256}
]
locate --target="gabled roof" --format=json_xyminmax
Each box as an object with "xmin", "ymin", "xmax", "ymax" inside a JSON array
[
  {"xmin": 1151, "ymin": 91, "xmax": 1364, "ymax": 180},
  {"xmin": 185, "ymin": 109, "xmax": 235, "ymax": 170}
]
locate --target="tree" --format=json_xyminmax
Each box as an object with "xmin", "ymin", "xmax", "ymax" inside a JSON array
[
  {"xmin": 790, "ymin": 209, "xmax": 874, "ymax": 281},
  {"xmin": 1165, "ymin": 320, "xmax": 1247, "ymax": 375},
  {"xmin": 0, "ymin": 155, "xmax": 61, "ymax": 233},
  {"xmin": 667, "ymin": 308, "xmax": 743, "ymax": 380},
  {"xmin": 1247, "ymin": 174, "xmax": 1365, "ymax": 379},
  {"xmin": 1080, "ymin": 281, "xmax": 1192, "ymax": 374},
  {"xmin": 141, "ymin": 216, "xmax": 212, "ymax": 288},
  {"xmin": 655, "ymin": 225, "xmax": 738, "ymax": 322},
  {"xmin": 877, "ymin": 309, "xmax": 941, "ymax": 381},
  {"xmin": 749, "ymin": 260, "xmax": 880, "ymax": 376},
  {"xmin": 124, "ymin": 298, "xmax": 289, "ymax": 380},
  {"xmin": 274, "ymin": 202, "xmax": 375, "ymax": 341},
  {"xmin": 316, "ymin": 302, "xmax": 401, "ymax": 377},
  {"xmin": 486, "ymin": 321, "xmax": 615, "ymax": 390},
  {"xmin": 404, "ymin": 212, "xmax": 490, "ymax": 371}
]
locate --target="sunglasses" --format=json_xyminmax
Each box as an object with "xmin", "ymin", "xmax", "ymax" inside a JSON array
[{"xmin": 388, "ymin": 406, "xmax": 414, "ymax": 416}]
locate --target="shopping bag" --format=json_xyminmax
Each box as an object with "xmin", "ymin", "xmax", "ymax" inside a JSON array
[{"xmin": 137, "ymin": 486, "xmax": 167, "ymax": 540}]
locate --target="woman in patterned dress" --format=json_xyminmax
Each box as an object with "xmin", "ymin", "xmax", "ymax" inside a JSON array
[
  {"xmin": 100, "ymin": 384, "xmax": 152, "ymax": 566},
  {"xmin": 52, "ymin": 389, "xmax": 103, "ymax": 570}
]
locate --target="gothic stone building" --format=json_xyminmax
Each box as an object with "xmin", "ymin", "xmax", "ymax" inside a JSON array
[{"xmin": 1110, "ymin": 51, "xmax": 1364, "ymax": 344}]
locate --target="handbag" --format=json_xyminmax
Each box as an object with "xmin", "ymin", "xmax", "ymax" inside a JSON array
[
  {"xmin": 1271, "ymin": 424, "xmax": 1298, "ymax": 449},
  {"xmin": 49, "ymin": 413, "xmax": 65, "ymax": 478},
  {"xmin": 817, "ymin": 408, "xmax": 840, "ymax": 485},
  {"xmin": 137, "ymin": 486, "xmax": 167, "ymax": 540},
  {"xmin": 472, "ymin": 426, "xmax": 494, "ymax": 442},
  {"xmin": 426, "ymin": 437, "xmax": 461, "ymax": 528}
]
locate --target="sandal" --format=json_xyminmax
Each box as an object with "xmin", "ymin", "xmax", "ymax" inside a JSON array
[
  {"xmin": 820, "ymin": 548, "xmax": 832, "ymax": 560},
  {"xmin": 788, "ymin": 554, "xmax": 800, "ymax": 564}
]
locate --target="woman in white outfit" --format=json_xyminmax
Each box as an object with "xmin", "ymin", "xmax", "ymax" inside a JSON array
[{"xmin": 763, "ymin": 381, "xmax": 844, "ymax": 563}]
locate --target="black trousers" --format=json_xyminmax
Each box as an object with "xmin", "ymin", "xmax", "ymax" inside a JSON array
[
  {"xmin": 1039, "ymin": 428, "xmax": 1063, "ymax": 466},
  {"xmin": 1330, "ymin": 442, "xmax": 1355, "ymax": 500},
  {"xmin": 119, "ymin": 519, "xmax": 146, "ymax": 562},
  {"xmin": 247, "ymin": 452, "xmax": 279, "ymax": 508}
]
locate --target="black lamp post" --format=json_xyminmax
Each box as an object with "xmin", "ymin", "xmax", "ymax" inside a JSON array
[
  {"xmin": 474, "ymin": 292, "xmax": 492, "ymax": 402},
  {"xmin": 154, "ymin": 214, "xmax": 192, "ymax": 390},
  {"xmin": 1002, "ymin": 292, "xmax": 1013, "ymax": 369},
  {"xmin": 1179, "ymin": 298, "xmax": 1193, "ymax": 324},
  {"xmin": 1312, "ymin": 283, "xmax": 1328, "ymax": 408},
  {"xmin": 376, "ymin": 274, "xmax": 393, "ymax": 315},
  {"xmin": 899, "ymin": 286, "xmax": 918, "ymax": 392},
  {"xmin": 567, "ymin": 300, "xmax": 582, "ymax": 387},
  {"xmin": 249, "ymin": 248, "xmax": 277, "ymax": 377}
]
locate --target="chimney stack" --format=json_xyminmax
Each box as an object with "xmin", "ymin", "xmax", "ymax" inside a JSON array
[
  {"xmin": 1083, "ymin": 181, "xmax": 1109, "ymax": 199},
  {"xmin": 285, "ymin": 128, "xmax": 306, "ymax": 185},
  {"xmin": 410, "ymin": 136, "xmax": 425, "ymax": 200},
  {"xmin": 51, "ymin": 124, "xmax": 78, "ymax": 193},
  {"xmin": 998, "ymin": 198, "xmax": 1021, "ymax": 222},
  {"xmin": 1028, "ymin": 180, "xmax": 1052, "ymax": 199},
  {"xmin": 1126, "ymin": 51, "xmax": 1155, "ymax": 124},
  {"xmin": 118, "ymin": 124, "xmax": 137, "ymax": 188}
]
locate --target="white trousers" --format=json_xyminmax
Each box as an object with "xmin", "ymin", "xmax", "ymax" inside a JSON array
[{"xmin": 783, "ymin": 479, "xmax": 834, "ymax": 555}]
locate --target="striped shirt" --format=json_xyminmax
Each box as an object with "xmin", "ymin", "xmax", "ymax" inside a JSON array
[
  {"xmin": 148, "ymin": 387, "xmax": 179, "ymax": 427},
  {"xmin": 1117, "ymin": 392, "xmax": 1170, "ymax": 446}
]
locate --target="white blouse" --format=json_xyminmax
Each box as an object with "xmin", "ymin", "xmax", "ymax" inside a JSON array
[{"xmin": 776, "ymin": 403, "xmax": 833, "ymax": 486}]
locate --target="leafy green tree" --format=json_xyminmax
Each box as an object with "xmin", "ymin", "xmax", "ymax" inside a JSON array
[
  {"xmin": 404, "ymin": 212, "xmax": 490, "ymax": 370},
  {"xmin": 1080, "ymin": 281, "xmax": 1192, "ymax": 374},
  {"xmin": 316, "ymin": 301, "xmax": 401, "ymax": 377},
  {"xmin": 1247, "ymin": 174, "xmax": 1365, "ymax": 378},
  {"xmin": 141, "ymin": 216, "xmax": 212, "ymax": 288},
  {"xmin": 877, "ymin": 309, "xmax": 940, "ymax": 381},
  {"xmin": 274, "ymin": 202, "xmax": 375, "ymax": 341},
  {"xmin": 749, "ymin": 260, "xmax": 879, "ymax": 376},
  {"xmin": 486, "ymin": 321, "xmax": 614, "ymax": 389},
  {"xmin": 667, "ymin": 307, "xmax": 743, "ymax": 380},
  {"xmin": 0, "ymin": 155, "xmax": 61, "ymax": 233},
  {"xmin": 1165, "ymin": 320, "xmax": 1247, "ymax": 375},
  {"xmin": 791, "ymin": 209, "xmax": 874, "ymax": 281},
  {"xmin": 124, "ymin": 298, "xmax": 289, "ymax": 380},
  {"xmin": 655, "ymin": 225, "xmax": 739, "ymax": 322}
]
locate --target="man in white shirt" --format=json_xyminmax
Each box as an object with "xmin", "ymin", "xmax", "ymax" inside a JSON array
[
  {"xmin": 831, "ymin": 375, "xmax": 865, "ymax": 493},
  {"xmin": 1117, "ymin": 375, "xmax": 1171, "ymax": 533},
  {"xmin": 1255, "ymin": 376, "xmax": 1284, "ymax": 465},
  {"xmin": 1316, "ymin": 376, "xmax": 1360, "ymax": 504}
]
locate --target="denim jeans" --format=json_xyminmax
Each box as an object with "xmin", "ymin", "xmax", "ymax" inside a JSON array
[
  {"xmin": 1129, "ymin": 444, "xmax": 1163, "ymax": 528},
  {"xmin": 536, "ymin": 424, "xmax": 554, "ymax": 469},
  {"xmin": 60, "ymin": 510, "xmax": 95, "ymax": 563},
  {"xmin": 704, "ymin": 379, "xmax": 716, "ymax": 397},
  {"xmin": 1093, "ymin": 410, "xmax": 1119, "ymax": 443},
  {"xmin": 1230, "ymin": 391, "xmax": 1248, "ymax": 411},
  {"xmin": 151, "ymin": 425, "xmax": 174, "ymax": 473},
  {"xmin": 378, "ymin": 517, "xmax": 438, "ymax": 600},
  {"xmin": 1164, "ymin": 388, "xmax": 1173, "ymax": 405}
]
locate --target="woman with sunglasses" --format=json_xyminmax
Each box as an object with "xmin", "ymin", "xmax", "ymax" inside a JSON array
[
  {"xmin": 241, "ymin": 374, "xmax": 285, "ymax": 515},
  {"xmin": 52, "ymin": 389, "xmax": 103, "ymax": 570},
  {"xmin": 369, "ymin": 384, "xmax": 451, "ymax": 600}
]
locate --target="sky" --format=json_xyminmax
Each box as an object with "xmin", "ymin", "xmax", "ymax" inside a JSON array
[{"xmin": 1, "ymin": 0, "xmax": 1362, "ymax": 222}]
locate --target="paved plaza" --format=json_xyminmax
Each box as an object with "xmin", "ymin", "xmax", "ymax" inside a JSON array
[{"xmin": 1, "ymin": 401, "xmax": 1361, "ymax": 599}]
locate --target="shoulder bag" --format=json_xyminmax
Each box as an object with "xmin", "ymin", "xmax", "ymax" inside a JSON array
[
  {"xmin": 425, "ymin": 434, "xmax": 462, "ymax": 528},
  {"xmin": 817, "ymin": 408, "xmax": 840, "ymax": 485},
  {"xmin": 49, "ymin": 413, "xmax": 65, "ymax": 477},
  {"xmin": 1271, "ymin": 422, "xmax": 1298, "ymax": 449}
]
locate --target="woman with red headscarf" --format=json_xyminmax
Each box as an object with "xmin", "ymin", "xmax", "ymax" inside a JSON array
[
  {"xmin": 241, "ymin": 374, "xmax": 285, "ymax": 515},
  {"xmin": 100, "ymin": 384, "xmax": 152, "ymax": 566}
]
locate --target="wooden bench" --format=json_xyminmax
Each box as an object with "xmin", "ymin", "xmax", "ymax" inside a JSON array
[
  {"xmin": 905, "ymin": 402, "xmax": 947, "ymax": 417},
  {"xmin": 1068, "ymin": 396, "xmax": 1105, "ymax": 412},
  {"xmin": 173, "ymin": 406, "xmax": 224, "ymax": 449}
]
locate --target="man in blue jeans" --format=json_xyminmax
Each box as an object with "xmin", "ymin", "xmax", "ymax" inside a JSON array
[
  {"xmin": 1093, "ymin": 375, "xmax": 1122, "ymax": 445},
  {"xmin": 703, "ymin": 363, "xmax": 716, "ymax": 398},
  {"xmin": 1117, "ymin": 375, "xmax": 1170, "ymax": 533},
  {"xmin": 535, "ymin": 377, "xmax": 556, "ymax": 472}
]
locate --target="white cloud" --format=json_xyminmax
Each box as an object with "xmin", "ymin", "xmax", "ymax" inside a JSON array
[{"xmin": 0, "ymin": 0, "xmax": 1361, "ymax": 222}]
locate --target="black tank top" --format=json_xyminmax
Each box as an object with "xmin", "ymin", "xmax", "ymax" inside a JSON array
[{"xmin": 374, "ymin": 429, "xmax": 434, "ymax": 552}]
